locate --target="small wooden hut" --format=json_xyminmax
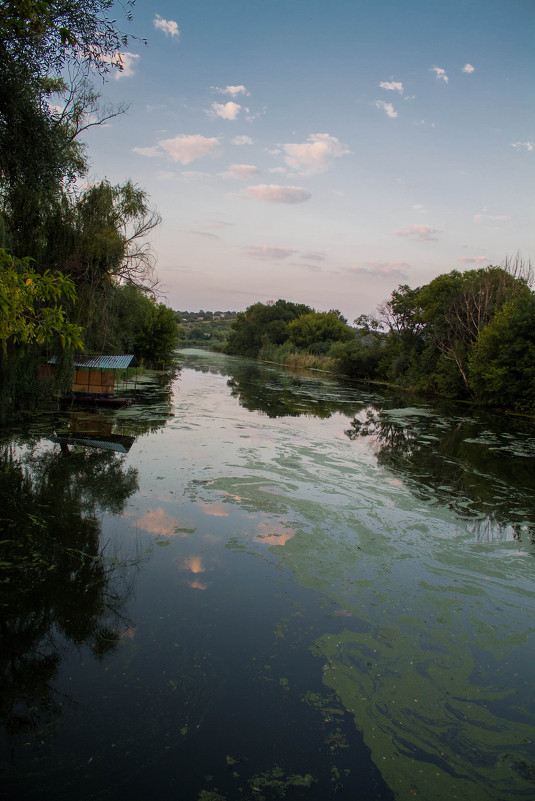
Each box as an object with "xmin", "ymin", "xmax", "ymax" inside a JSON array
[{"xmin": 39, "ymin": 354, "xmax": 134, "ymax": 406}]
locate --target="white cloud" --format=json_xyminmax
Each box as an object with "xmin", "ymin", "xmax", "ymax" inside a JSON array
[
  {"xmin": 511, "ymin": 141, "xmax": 534, "ymax": 151},
  {"xmin": 153, "ymin": 14, "xmax": 179, "ymax": 38},
  {"xmin": 245, "ymin": 184, "xmax": 311, "ymax": 204},
  {"xmin": 267, "ymin": 166, "xmax": 287, "ymax": 174},
  {"xmin": 462, "ymin": 63, "xmax": 475, "ymax": 73},
  {"xmin": 457, "ymin": 256, "xmax": 488, "ymax": 264},
  {"xmin": 100, "ymin": 51, "xmax": 140, "ymax": 78},
  {"xmin": 374, "ymin": 100, "xmax": 398, "ymax": 118},
  {"xmin": 133, "ymin": 146, "xmax": 162, "ymax": 157},
  {"xmin": 430, "ymin": 66, "xmax": 448, "ymax": 83},
  {"xmin": 244, "ymin": 106, "xmax": 266, "ymax": 122},
  {"xmin": 213, "ymin": 85, "xmax": 249, "ymax": 97},
  {"xmin": 349, "ymin": 261, "xmax": 410, "ymax": 280},
  {"xmin": 232, "ymin": 135, "xmax": 254, "ymax": 145},
  {"xmin": 221, "ymin": 163, "xmax": 259, "ymax": 180},
  {"xmin": 209, "ymin": 101, "xmax": 241, "ymax": 120},
  {"xmin": 158, "ymin": 134, "xmax": 221, "ymax": 164},
  {"xmin": 243, "ymin": 245, "xmax": 296, "ymax": 261},
  {"xmin": 395, "ymin": 224, "xmax": 442, "ymax": 241},
  {"xmin": 412, "ymin": 204, "xmax": 427, "ymax": 213},
  {"xmin": 282, "ymin": 133, "xmax": 350, "ymax": 173},
  {"xmin": 379, "ymin": 81, "xmax": 404, "ymax": 93}
]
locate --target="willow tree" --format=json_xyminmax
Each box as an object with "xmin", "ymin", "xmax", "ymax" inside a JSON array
[
  {"xmin": 39, "ymin": 180, "xmax": 161, "ymax": 351},
  {"xmin": 0, "ymin": 0, "xmax": 161, "ymax": 410},
  {"xmin": 0, "ymin": 0, "xmax": 138, "ymax": 251}
]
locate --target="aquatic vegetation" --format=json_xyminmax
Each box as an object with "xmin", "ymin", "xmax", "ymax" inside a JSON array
[{"xmin": 2, "ymin": 352, "xmax": 534, "ymax": 800}]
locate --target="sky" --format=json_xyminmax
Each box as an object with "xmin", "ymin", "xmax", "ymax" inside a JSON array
[{"xmin": 82, "ymin": 0, "xmax": 534, "ymax": 319}]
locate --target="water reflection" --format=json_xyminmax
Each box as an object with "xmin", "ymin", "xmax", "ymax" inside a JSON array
[
  {"xmin": 0, "ymin": 436, "xmax": 140, "ymax": 744},
  {"xmin": 51, "ymin": 412, "xmax": 136, "ymax": 453},
  {"xmin": 176, "ymin": 355, "xmax": 535, "ymax": 800},
  {"xmin": 0, "ymin": 370, "xmax": 176, "ymax": 751},
  {"xmin": 345, "ymin": 405, "xmax": 535, "ymax": 546},
  {"xmin": 179, "ymin": 349, "xmax": 366, "ymax": 418}
]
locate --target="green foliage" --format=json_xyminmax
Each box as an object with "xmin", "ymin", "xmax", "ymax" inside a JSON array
[
  {"xmin": 0, "ymin": 0, "xmax": 163, "ymax": 413},
  {"xmin": 226, "ymin": 299, "xmax": 312, "ymax": 358},
  {"xmin": 287, "ymin": 310, "xmax": 354, "ymax": 350},
  {"xmin": 329, "ymin": 337, "xmax": 382, "ymax": 379},
  {"xmin": 0, "ymin": 248, "xmax": 83, "ymax": 352},
  {"xmin": 331, "ymin": 263, "xmax": 534, "ymax": 409},
  {"xmin": 468, "ymin": 291, "xmax": 535, "ymax": 410},
  {"xmin": 373, "ymin": 265, "xmax": 534, "ymax": 406},
  {"xmin": 107, "ymin": 283, "xmax": 178, "ymax": 366},
  {"xmin": 0, "ymin": 0, "xmax": 135, "ymax": 76},
  {"xmin": 135, "ymin": 300, "xmax": 179, "ymax": 366}
]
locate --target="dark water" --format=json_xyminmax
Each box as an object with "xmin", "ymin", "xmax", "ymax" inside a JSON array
[{"xmin": 1, "ymin": 349, "xmax": 534, "ymax": 801}]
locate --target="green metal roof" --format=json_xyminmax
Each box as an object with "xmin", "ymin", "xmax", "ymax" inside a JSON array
[{"xmin": 49, "ymin": 354, "xmax": 134, "ymax": 369}]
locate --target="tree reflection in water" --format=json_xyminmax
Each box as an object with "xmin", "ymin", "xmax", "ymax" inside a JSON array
[
  {"xmin": 345, "ymin": 405, "xmax": 535, "ymax": 546},
  {"xmin": 0, "ymin": 437, "xmax": 140, "ymax": 743},
  {"xmin": 182, "ymin": 352, "xmax": 367, "ymax": 419}
]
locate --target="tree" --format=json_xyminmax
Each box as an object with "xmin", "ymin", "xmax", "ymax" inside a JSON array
[
  {"xmin": 41, "ymin": 180, "xmax": 160, "ymax": 352},
  {"xmin": 226, "ymin": 299, "xmax": 312, "ymax": 358},
  {"xmin": 0, "ymin": 0, "xmax": 168, "ymax": 412},
  {"xmin": 106, "ymin": 282, "xmax": 178, "ymax": 365},
  {"xmin": 330, "ymin": 337, "xmax": 382, "ymax": 379},
  {"xmin": 416, "ymin": 267, "xmax": 523, "ymax": 393},
  {"xmin": 134, "ymin": 301, "xmax": 179, "ymax": 365},
  {"xmin": 374, "ymin": 265, "xmax": 531, "ymax": 398},
  {"xmin": 48, "ymin": 180, "xmax": 160, "ymax": 288},
  {"xmin": 0, "ymin": 0, "xmax": 136, "ymax": 250},
  {"xmin": 0, "ymin": 0, "xmax": 137, "ymax": 76},
  {"xmin": 287, "ymin": 310, "xmax": 354, "ymax": 350},
  {"xmin": 0, "ymin": 248, "xmax": 82, "ymax": 352},
  {"xmin": 468, "ymin": 290, "xmax": 535, "ymax": 410}
]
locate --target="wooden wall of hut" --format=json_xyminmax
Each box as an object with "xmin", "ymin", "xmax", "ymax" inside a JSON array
[{"xmin": 72, "ymin": 369, "xmax": 115, "ymax": 395}]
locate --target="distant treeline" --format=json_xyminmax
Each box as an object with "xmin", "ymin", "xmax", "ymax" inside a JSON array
[
  {"xmin": 175, "ymin": 311, "xmax": 238, "ymax": 346},
  {"xmin": 225, "ymin": 261, "xmax": 535, "ymax": 412}
]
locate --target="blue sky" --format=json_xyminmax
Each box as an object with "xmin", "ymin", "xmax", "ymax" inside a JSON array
[{"xmin": 83, "ymin": 0, "xmax": 534, "ymax": 318}]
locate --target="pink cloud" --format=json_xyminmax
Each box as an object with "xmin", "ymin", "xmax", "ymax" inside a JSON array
[
  {"xmin": 245, "ymin": 184, "xmax": 311, "ymax": 204},
  {"xmin": 209, "ymin": 101, "xmax": 241, "ymax": 120},
  {"xmin": 158, "ymin": 134, "xmax": 221, "ymax": 164},
  {"xmin": 222, "ymin": 163, "xmax": 259, "ymax": 180},
  {"xmin": 243, "ymin": 245, "xmax": 296, "ymax": 261},
  {"xmin": 349, "ymin": 261, "xmax": 410, "ymax": 280},
  {"xmin": 282, "ymin": 133, "xmax": 350, "ymax": 173},
  {"xmin": 133, "ymin": 145, "xmax": 161, "ymax": 158},
  {"xmin": 457, "ymin": 256, "xmax": 489, "ymax": 264},
  {"xmin": 301, "ymin": 251, "xmax": 326, "ymax": 262},
  {"xmin": 395, "ymin": 224, "xmax": 442, "ymax": 241}
]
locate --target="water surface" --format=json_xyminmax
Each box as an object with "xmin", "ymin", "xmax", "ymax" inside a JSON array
[{"xmin": 1, "ymin": 349, "xmax": 534, "ymax": 800}]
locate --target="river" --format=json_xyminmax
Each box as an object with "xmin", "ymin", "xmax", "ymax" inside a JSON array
[{"xmin": 1, "ymin": 348, "xmax": 534, "ymax": 800}]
